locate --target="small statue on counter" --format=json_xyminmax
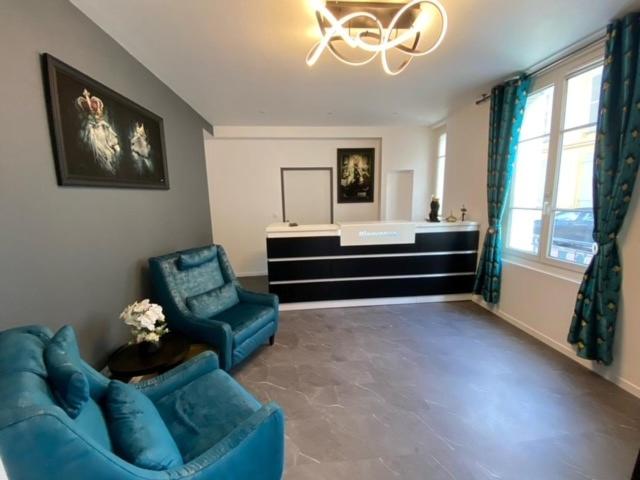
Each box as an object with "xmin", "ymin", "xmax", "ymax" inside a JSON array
[
  {"xmin": 460, "ymin": 205, "xmax": 468, "ymax": 222},
  {"xmin": 428, "ymin": 195, "xmax": 440, "ymax": 222},
  {"xmin": 445, "ymin": 211, "xmax": 458, "ymax": 223}
]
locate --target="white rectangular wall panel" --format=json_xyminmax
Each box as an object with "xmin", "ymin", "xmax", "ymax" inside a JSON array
[{"xmin": 282, "ymin": 169, "xmax": 332, "ymax": 225}]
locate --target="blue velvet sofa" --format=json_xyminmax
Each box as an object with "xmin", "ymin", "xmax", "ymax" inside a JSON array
[
  {"xmin": 149, "ymin": 245, "xmax": 279, "ymax": 371},
  {"xmin": 0, "ymin": 325, "xmax": 285, "ymax": 480}
]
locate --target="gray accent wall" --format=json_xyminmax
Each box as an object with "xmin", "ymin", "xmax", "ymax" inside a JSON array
[{"xmin": 0, "ymin": 0, "xmax": 213, "ymax": 364}]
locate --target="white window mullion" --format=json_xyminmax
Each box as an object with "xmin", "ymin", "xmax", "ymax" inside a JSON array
[
  {"xmin": 543, "ymin": 62, "xmax": 603, "ymax": 270},
  {"xmin": 539, "ymin": 70, "xmax": 565, "ymax": 263}
]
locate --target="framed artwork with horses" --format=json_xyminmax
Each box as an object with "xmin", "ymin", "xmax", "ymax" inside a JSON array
[
  {"xmin": 42, "ymin": 54, "xmax": 168, "ymax": 189},
  {"xmin": 337, "ymin": 148, "xmax": 375, "ymax": 203}
]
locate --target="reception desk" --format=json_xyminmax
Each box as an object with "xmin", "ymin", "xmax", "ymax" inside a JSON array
[{"xmin": 266, "ymin": 221, "xmax": 480, "ymax": 308}]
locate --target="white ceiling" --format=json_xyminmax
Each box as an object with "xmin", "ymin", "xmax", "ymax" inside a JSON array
[{"xmin": 71, "ymin": 0, "xmax": 639, "ymax": 127}]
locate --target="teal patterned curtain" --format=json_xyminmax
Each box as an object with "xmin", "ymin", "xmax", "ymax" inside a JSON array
[
  {"xmin": 568, "ymin": 14, "xmax": 640, "ymax": 365},
  {"xmin": 473, "ymin": 76, "xmax": 531, "ymax": 304}
]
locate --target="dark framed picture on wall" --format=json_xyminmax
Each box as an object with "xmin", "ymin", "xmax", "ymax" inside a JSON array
[
  {"xmin": 337, "ymin": 148, "xmax": 375, "ymax": 203},
  {"xmin": 42, "ymin": 53, "xmax": 169, "ymax": 189}
]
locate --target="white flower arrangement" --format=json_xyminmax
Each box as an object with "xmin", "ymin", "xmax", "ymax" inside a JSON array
[{"xmin": 120, "ymin": 299, "xmax": 169, "ymax": 344}]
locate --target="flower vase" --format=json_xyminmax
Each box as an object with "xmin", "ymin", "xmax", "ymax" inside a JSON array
[{"xmin": 139, "ymin": 339, "xmax": 162, "ymax": 355}]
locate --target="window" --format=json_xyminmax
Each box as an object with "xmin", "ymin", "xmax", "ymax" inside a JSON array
[
  {"xmin": 505, "ymin": 49, "xmax": 604, "ymax": 269},
  {"xmin": 507, "ymin": 86, "xmax": 553, "ymax": 254},
  {"xmin": 436, "ymin": 132, "xmax": 447, "ymax": 201}
]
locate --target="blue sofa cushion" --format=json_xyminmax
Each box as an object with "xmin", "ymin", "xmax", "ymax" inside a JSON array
[
  {"xmin": 105, "ymin": 381, "xmax": 183, "ymax": 471},
  {"xmin": 214, "ymin": 303, "xmax": 275, "ymax": 346},
  {"xmin": 155, "ymin": 369, "xmax": 261, "ymax": 462},
  {"xmin": 178, "ymin": 246, "xmax": 217, "ymax": 270},
  {"xmin": 186, "ymin": 283, "xmax": 239, "ymax": 318},
  {"xmin": 44, "ymin": 326, "xmax": 89, "ymax": 418}
]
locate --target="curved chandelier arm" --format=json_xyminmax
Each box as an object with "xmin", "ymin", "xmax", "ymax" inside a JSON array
[
  {"xmin": 358, "ymin": 30, "xmax": 422, "ymax": 55},
  {"xmin": 306, "ymin": 0, "xmax": 448, "ymax": 75},
  {"xmin": 306, "ymin": 10, "xmax": 382, "ymax": 66},
  {"xmin": 311, "ymin": 10, "xmax": 383, "ymax": 67},
  {"xmin": 383, "ymin": 0, "xmax": 448, "ymax": 57}
]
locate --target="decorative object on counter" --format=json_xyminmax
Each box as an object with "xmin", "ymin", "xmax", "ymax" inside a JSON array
[
  {"xmin": 288, "ymin": 222, "xmax": 299, "ymax": 227},
  {"xmin": 43, "ymin": 54, "xmax": 168, "ymax": 189},
  {"xmin": 337, "ymin": 148, "xmax": 375, "ymax": 203},
  {"xmin": 461, "ymin": 205, "xmax": 468, "ymax": 222},
  {"xmin": 428, "ymin": 195, "xmax": 440, "ymax": 222},
  {"xmin": 120, "ymin": 299, "xmax": 169, "ymax": 354},
  {"xmin": 445, "ymin": 211, "xmax": 458, "ymax": 222}
]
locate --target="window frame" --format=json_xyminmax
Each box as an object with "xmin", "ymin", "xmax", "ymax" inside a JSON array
[
  {"xmin": 436, "ymin": 131, "xmax": 447, "ymax": 201},
  {"xmin": 504, "ymin": 45, "xmax": 605, "ymax": 273}
]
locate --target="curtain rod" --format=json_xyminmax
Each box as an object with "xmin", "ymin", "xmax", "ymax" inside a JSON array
[{"xmin": 475, "ymin": 29, "xmax": 607, "ymax": 105}]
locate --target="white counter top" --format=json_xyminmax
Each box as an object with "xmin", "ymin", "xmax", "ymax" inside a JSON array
[
  {"xmin": 265, "ymin": 222, "xmax": 340, "ymax": 238},
  {"xmin": 414, "ymin": 221, "xmax": 479, "ymax": 233},
  {"xmin": 266, "ymin": 220, "xmax": 479, "ymax": 238},
  {"xmin": 266, "ymin": 222, "xmax": 339, "ymax": 234}
]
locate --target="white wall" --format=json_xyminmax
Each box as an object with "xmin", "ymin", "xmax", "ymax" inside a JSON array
[
  {"xmin": 206, "ymin": 126, "xmax": 434, "ymax": 275},
  {"xmin": 444, "ymin": 101, "xmax": 640, "ymax": 398},
  {"xmin": 442, "ymin": 103, "xmax": 490, "ymax": 227},
  {"xmin": 385, "ymin": 170, "xmax": 414, "ymax": 220}
]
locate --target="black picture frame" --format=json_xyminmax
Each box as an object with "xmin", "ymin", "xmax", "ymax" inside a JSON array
[
  {"xmin": 42, "ymin": 53, "xmax": 169, "ymax": 189},
  {"xmin": 337, "ymin": 148, "xmax": 375, "ymax": 203}
]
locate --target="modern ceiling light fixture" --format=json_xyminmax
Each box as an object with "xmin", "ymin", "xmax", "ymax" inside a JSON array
[{"xmin": 306, "ymin": 0, "xmax": 447, "ymax": 76}]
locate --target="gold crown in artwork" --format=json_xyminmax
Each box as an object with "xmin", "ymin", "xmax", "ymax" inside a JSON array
[{"xmin": 75, "ymin": 89, "xmax": 104, "ymax": 117}]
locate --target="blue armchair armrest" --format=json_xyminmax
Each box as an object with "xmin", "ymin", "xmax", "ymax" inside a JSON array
[
  {"xmin": 236, "ymin": 286, "xmax": 279, "ymax": 310},
  {"xmin": 236, "ymin": 287, "xmax": 280, "ymax": 339},
  {"xmin": 0, "ymin": 406, "xmax": 168, "ymax": 480},
  {"xmin": 167, "ymin": 402, "xmax": 285, "ymax": 480},
  {"xmin": 172, "ymin": 313, "xmax": 234, "ymax": 370},
  {"xmin": 0, "ymin": 402, "xmax": 284, "ymax": 480},
  {"xmin": 135, "ymin": 352, "xmax": 219, "ymax": 401}
]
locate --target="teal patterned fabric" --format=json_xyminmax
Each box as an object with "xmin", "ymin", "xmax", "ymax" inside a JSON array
[
  {"xmin": 0, "ymin": 325, "xmax": 285, "ymax": 480},
  {"xmin": 187, "ymin": 283, "xmax": 240, "ymax": 318},
  {"xmin": 44, "ymin": 325, "xmax": 90, "ymax": 418},
  {"xmin": 179, "ymin": 247, "xmax": 218, "ymax": 270},
  {"xmin": 149, "ymin": 245, "xmax": 279, "ymax": 370},
  {"xmin": 155, "ymin": 369, "xmax": 261, "ymax": 462},
  {"xmin": 105, "ymin": 380, "xmax": 183, "ymax": 470},
  {"xmin": 474, "ymin": 75, "xmax": 531, "ymax": 303},
  {"xmin": 568, "ymin": 14, "xmax": 640, "ymax": 365}
]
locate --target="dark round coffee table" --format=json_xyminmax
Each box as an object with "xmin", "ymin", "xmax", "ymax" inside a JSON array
[{"xmin": 108, "ymin": 332, "xmax": 191, "ymax": 382}]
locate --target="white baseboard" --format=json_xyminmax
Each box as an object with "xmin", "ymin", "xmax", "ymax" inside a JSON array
[
  {"xmin": 236, "ymin": 271, "xmax": 267, "ymax": 277},
  {"xmin": 280, "ymin": 294, "xmax": 472, "ymax": 311},
  {"xmin": 472, "ymin": 296, "xmax": 640, "ymax": 399}
]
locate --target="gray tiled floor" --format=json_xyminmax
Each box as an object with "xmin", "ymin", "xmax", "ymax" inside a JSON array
[{"xmin": 232, "ymin": 299, "xmax": 640, "ymax": 480}]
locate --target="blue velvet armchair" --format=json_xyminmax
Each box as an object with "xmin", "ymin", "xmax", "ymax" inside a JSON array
[
  {"xmin": 0, "ymin": 325, "xmax": 285, "ymax": 480},
  {"xmin": 149, "ymin": 245, "xmax": 279, "ymax": 370}
]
